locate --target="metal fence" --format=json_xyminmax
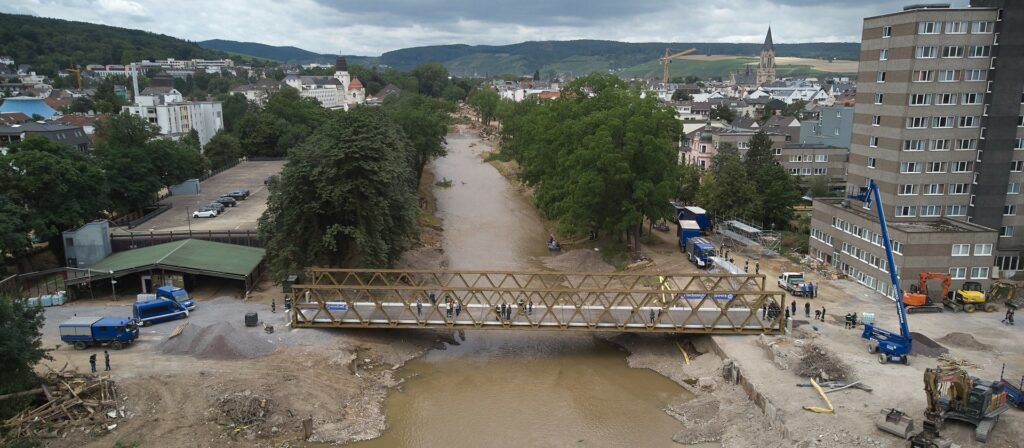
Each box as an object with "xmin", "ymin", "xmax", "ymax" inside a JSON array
[{"xmin": 111, "ymin": 230, "xmax": 262, "ymax": 252}]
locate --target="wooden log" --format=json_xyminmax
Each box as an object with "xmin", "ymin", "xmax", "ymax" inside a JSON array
[{"xmin": 0, "ymin": 388, "xmax": 44, "ymax": 401}]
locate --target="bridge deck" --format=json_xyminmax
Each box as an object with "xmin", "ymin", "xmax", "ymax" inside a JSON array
[{"xmin": 290, "ymin": 269, "xmax": 786, "ymax": 334}]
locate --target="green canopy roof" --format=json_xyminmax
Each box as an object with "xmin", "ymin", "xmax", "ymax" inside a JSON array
[{"xmin": 91, "ymin": 239, "xmax": 265, "ymax": 280}]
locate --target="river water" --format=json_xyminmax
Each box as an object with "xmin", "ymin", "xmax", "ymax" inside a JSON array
[{"xmin": 352, "ymin": 130, "xmax": 691, "ymax": 448}]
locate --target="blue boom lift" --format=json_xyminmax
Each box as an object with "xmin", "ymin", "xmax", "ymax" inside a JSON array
[{"xmin": 849, "ymin": 180, "xmax": 912, "ymax": 365}]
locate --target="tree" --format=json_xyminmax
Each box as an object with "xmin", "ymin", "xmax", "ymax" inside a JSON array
[
  {"xmin": 217, "ymin": 92, "xmax": 250, "ymax": 133},
  {"xmin": 203, "ymin": 130, "xmax": 241, "ymax": 170},
  {"xmin": 781, "ymin": 100, "xmax": 807, "ymax": 119},
  {"xmin": 744, "ymin": 130, "xmax": 776, "ymax": 174},
  {"xmin": 65, "ymin": 96, "xmax": 96, "ymax": 114},
  {"xmin": 0, "ymin": 136, "xmax": 108, "ymax": 243},
  {"xmin": 503, "ymin": 73, "xmax": 680, "ymax": 254},
  {"xmin": 179, "ymin": 129, "xmax": 201, "ymax": 153},
  {"xmin": 710, "ymin": 103, "xmax": 736, "ymax": 122},
  {"xmin": 698, "ymin": 151, "xmax": 757, "ymax": 220},
  {"xmin": 743, "ymin": 130, "xmax": 801, "ymax": 228},
  {"xmin": 93, "ymin": 78, "xmax": 123, "ymax": 113},
  {"xmin": 676, "ymin": 162, "xmax": 702, "ymax": 205},
  {"xmin": 383, "ymin": 93, "xmax": 453, "ymax": 181},
  {"xmin": 236, "ymin": 86, "xmax": 325, "ymax": 157},
  {"xmin": 671, "ymin": 90, "xmax": 693, "ymax": 101},
  {"xmin": 0, "ymin": 195, "xmax": 34, "ymax": 263},
  {"xmin": 533, "ymin": 69, "xmax": 541, "ymax": 81},
  {"xmin": 805, "ymin": 175, "xmax": 832, "ymax": 198},
  {"xmin": 409, "ymin": 63, "xmax": 450, "ymax": 98},
  {"xmin": 441, "ymin": 84, "xmax": 467, "ymax": 103},
  {"xmin": 258, "ymin": 107, "xmax": 419, "ymax": 278},
  {"xmin": 710, "ymin": 143, "xmax": 740, "ymax": 177},
  {"xmin": 468, "ymin": 87, "xmax": 500, "ymax": 125},
  {"xmin": 0, "ymin": 298, "xmax": 50, "ymax": 420}
]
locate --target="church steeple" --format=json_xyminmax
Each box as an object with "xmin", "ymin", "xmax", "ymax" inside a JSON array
[{"xmin": 757, "ymin": 26, "xmax": 776, "ymax": 85}]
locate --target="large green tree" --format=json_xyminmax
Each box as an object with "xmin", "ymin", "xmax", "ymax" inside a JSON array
[
  {"xmin": 676, "ymin": 162, "xmax": 702, "ymax": 205},
  {"xmin": 0, "ymin": 298, "xmax": 50, "ymax": 420},
  {"xmin": 383, "ymin": 93, "xmax": 453, "ymax": 180},
  {"xmin": 409, "ymin": 63, "xmax": 450, "ymax": 98},
  {"xmin": 258, "ymin": 107, "xmax": 419, "ymax": 278},
  {"xmin": 698, "ymin": 150, "xmax": 757, "ymax": 220},
  {"xmin": 503, "ymin": 73, "xmax": 680, "ymax": 253},
  {"xmin": 203, "ymin": 130, "xmax": 242, "ymax": 170},
  {"xmin": 236, "ymin": 86, "xmax": 325, "ymax": 157},
  {"xmin": 468, "ymin": 87, "xmax": 501, "ymax": 125},
  {"xmin": 743, "ymin": 130, "xmax": 801, "ymax": 228}
]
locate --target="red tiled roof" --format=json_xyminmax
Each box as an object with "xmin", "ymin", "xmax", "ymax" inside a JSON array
[
  {"xmin": 56, "ymin": 113, "xmax": 109, "ymax": 127},
  {"xmin": 43, "ymin": 96, "xmax": 70, "ymax": 111},
  {"xmin": 538, "ymin": 91, "xmax": 560, "ymax": 100},
  {"xmin": 0, "ymin": 112, "xmax": 30, "ymax": 125},
  {"xmin": 348, "ymin": 78, "xmax": 364, "ymax": 91}
]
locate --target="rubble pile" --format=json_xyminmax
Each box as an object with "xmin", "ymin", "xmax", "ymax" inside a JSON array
[
  {"xmin": 3, "ymin": 372, "xmax": 125, "ymax": 440},
  {"xmin": 795, "ymin": 343, "xmax": 851, "ymax": 381},
  {"xmin": 218, "ymin": 391, "xmax": 272, "ymax": 427}
]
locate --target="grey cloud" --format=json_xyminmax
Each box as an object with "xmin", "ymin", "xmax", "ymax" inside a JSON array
[{"xmin": 312, "ymin": 0, "xmax": 668, "ymax": 27}]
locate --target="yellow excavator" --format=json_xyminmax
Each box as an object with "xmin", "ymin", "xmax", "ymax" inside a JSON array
[
  {"xmin": 943, "ymin": 281, "xmax": 997, "ymax": 313},
  {"xmin": 910, "ymin": 366, "xmax": 1010, "ymax": 446}
]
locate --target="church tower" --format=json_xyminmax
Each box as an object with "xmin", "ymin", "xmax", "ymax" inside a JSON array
[
  {"xmin": 756, "ymin": 27, "xmax": 776, "ymax": 85},
  {"xmin": 334, "ymin": 56, "xmax": 351, "ymax": 91}
]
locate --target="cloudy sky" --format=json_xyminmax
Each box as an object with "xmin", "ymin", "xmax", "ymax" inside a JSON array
[{"xmin": 3, "ymin": 0, "xmax": 965, "ymax": 55}]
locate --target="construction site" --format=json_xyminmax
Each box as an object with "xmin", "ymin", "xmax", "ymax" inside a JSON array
[{"xmin": 5, "ymin": 115, "xmax": 1023, "ymax": 448}]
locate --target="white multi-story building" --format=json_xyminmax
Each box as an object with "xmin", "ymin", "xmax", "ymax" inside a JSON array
[
  {"xmin": 282, "ymin": 57, "xmax": 365, "ymax": 110},
  {"xmin": 122, "ymin": 87, "xmax": 224, "ymax": 145}
]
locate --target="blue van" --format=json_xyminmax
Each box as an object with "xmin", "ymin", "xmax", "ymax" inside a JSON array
[
  {"xmin": 156, "ymin": 285, "xmax": 196, "ymax": 311},
  {"xmin": 133, "ymin": 298, "xmax": 189, "ymax": 326}
]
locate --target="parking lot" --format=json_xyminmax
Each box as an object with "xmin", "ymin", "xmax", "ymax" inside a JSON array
[{"xmin": 114, "ymin": 160, "xmax": 285, "ymax": 233}]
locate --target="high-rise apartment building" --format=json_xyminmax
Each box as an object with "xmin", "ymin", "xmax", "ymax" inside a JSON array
[{"xmin": 809, "ymin": 2, "xmax": 1021, "ymax": 298}]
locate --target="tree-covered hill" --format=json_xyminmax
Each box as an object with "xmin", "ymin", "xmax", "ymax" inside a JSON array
[{"xmin": 0, "ymin": 13, "xmax": 225, "ymax": 76}]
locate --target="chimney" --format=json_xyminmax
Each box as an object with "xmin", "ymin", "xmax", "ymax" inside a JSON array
[{"xmin": 130, "ymin": 62, "xmax": 140, "ymax": 102}]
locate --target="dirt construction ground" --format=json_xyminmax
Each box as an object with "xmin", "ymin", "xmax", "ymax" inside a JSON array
[
  {"xmin": 114, "ymin": 160, "xmax": 285, "ymax": 233},
  {"xmin": 634, "ymin": 228, "xmax": 1024, "ymax": 447}
]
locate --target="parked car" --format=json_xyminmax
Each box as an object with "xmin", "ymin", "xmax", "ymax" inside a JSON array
[
  {"xmin": 237, "ymin": 188, "xmax": 251, "ymax": 197},
  {"xmin": 193, "ymin": 209, "xmax": 218, "ymax": 218},
  {"xmin": 225, "ymin": 191, "xmax": 247, "ymax": 200},
  {"xmin": 202, "ymin": 203, "xmax": 224, "ymax": 213},
  {"xmin": 215, "ymin": 196, "xmax": 237, "ymax": 207}
]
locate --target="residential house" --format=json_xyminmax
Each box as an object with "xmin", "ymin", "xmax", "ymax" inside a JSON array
[
  {"xmin": 0, "ymin": 112, "xmax": 29, "ymax": 125},
  {"xmin": 0, "ymin": 97, "xmax": 59, "ymax": 119},
  {"xmin": 799, "ymin": 105, "xmax": 854, "ymax": 147},
  {"xmin": 0, "ymin": 122, "xmax": 91, "ymax": 153},
  {"xmin": 122, "ymin": 87, "xmax": 223, "ymax": 145},
  {"xmin": 761, "ymin": 115, "xmax": 801, "ymax": 142}
]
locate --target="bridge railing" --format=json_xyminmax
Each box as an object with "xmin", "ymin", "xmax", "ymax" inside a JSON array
[{"xmin": 290, "ymin": 269, "xmax": 785, "ymax": 334}]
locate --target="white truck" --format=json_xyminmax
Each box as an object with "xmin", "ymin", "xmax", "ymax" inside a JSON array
[{"xmin": 778, "ymin": 272, "xmax": 814, "ymax": 297}]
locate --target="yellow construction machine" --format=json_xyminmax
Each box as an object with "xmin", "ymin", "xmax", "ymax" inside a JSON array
[{"xmin": 943, "ymin": 281, "xmax": 997, "ymax": 313}]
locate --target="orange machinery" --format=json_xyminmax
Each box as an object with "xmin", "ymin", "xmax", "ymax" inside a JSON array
[{"xmin": 903, "ymin": 272, "xmax": 947, "ymax": 313}]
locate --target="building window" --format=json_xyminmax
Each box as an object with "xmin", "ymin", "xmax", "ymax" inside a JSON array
[
  {"xmin": 1012, "ymin": 160, "xmax": 1024, "ymax": 171},
  {"xmin": 868, "ymin": 157, "xmax": 877, "ymax": 168},
  {"xmin": 813, "ymin": 168, "xmax": 826, "ymax": 175},
  {"xmin": 948, "ymin": 183, "xmax": 968, "ymax": 195},
  {"xmin": 942, "ymin": 45, "xmax": 963, "ymax": 58},
  {"xmin": 906, "ymin": 117, "xmax": 928, "ymax": 129},
  {"xmin": 1004, "ymin": 204, "xmax": 1017, "ymax": 216},
  {"xmin": 773, "ymin": 147, "xmax": 781, "ymax": 156},
  {"xmin": 947, "ymin": 21, "xmax": 967, "ymax": 33},
  {"xmin": 898, "ymin": 184, "xmax": 918, "ymax": 195},
  {"xmin": 975, "ymin": 243, "xmax": 993, "ymax": 256},
  {"xmin": 965, "ymin": 69, "xmax": 987, "ymax": 81},
  {"xmin": 900, "ymin": 162, "xmax": 921, "ymax": 173},
  {"xmin": 932, "ymin": 139, "xmax": 951, "ymax": 151},
  {"xmin": 872, "ymin": 115, "xmax": 881, "ymax": 125},
  {"xmin": 815, "ymin": 154, "xmax": 828, "ymax": 162},
  {"xmin": 947, "ymin": 205, "xmax": 967, "ymax": 216},
  {"xmin": 883, "ymin": 25, "xmax": 892, "ymax": 38},
  {"xmin": 972, "ymin": 21, "xmax": 994, "ymax": 33},
  {"xmin": 952, "ymin": 244, "xmax": 971, "ymax": 256},
  {"xmin": 869, "ymin": 136, "xmax": 879, "ymax": 147},
  {"xmin": 877, "ymin": 71, "xmax": 887, "ymax": 83},
  {"xmin": 921, "ymin": 205, "xmax": 941, "ymax": 217},
  {"xmin": 924, "ymin": 183, "xmax": 943, "ymax": 195},
  {"xmin": 912, "ymin": 70, "xmax": 932, "ymax": 82},
  {"xmin": 1019, "ymin": 116, "xmax": 1024, "ymax": 127},
  {"xmin": 939, "ymin": 70, "xmax": 959, "ymax": 82},
  {"xmin": 1009, "ymin": 182, "xmax": 1021, "ymax": 194},
  {"xmin": 957, "ymin": 139, "xmax": 978, "ymax": 150},
  {"xmin": 932, "ymin": 116, "xmax": 954, "ymax": 128},
  {"xmin": 936, "ymin": 93, "xmax": 956, "ymax": 105},
  {"xmin": 950, "ymin": 267, "xmax": 967, "ymax": 280},
  {"xmin": 879, "ymin": 49, "xmax": 889, "ymax": 61},
  {"xmin": 952, "ymin": 161, "xmax": 972, "ymax": 173},
  {"xmin": 1001, "ymin": 226, "xmax": 1015, "ymax": 237},
  {"xmin": 969, "ymin": 46, "xmax": 992, "ymax": 58},
  {"xmin": 926, "ymin": 161, "xmax": 947, "ymax": 173},
  {"xmin": 904, "ymin": 139, "xmax": 927, "ymax": 151},
  {"xmin": 961, "ymin": 93, "xmax": 982, "ymax": 105},
  {"xmin": 971, "ymin": 267, "xmax": 990, "ymax": 279},
  {"xmin": 834, "ymin": 128, "xmax": 840, "ymax": 136},
  {"xmin": 919, "ymin": 21, "xmax": 939, "ymax": 34},
  {"xmin": 895, "ymin": 206, "xmax": 917, "ymax": 217},
  {"xmin": 959, "ymin": 116, "xmax": 979, "ymax": 128},
  {"xmin": 874, "ymin": 93, "xmax": 884, "ymax": 105},
  {"xmin": 916, "ymin": 46, "xmax": 938, "ymax": 59},
  {"xmin": 909, "ymin": 94, "xmax": 931, "ymax": 106}
]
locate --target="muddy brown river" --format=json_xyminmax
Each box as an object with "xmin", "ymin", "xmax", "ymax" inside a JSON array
[{"xmin": 352, "ymin": 131, "xmax": 692, "ymax": 447}]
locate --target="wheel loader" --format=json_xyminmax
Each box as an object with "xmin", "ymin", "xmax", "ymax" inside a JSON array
[{"xmin": 943, "ymin": 281, "xmax": 998, "ymax": 313}]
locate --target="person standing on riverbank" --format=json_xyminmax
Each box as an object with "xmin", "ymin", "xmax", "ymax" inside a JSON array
[
  {"xmin": 804, "ymin": 301, "xmax": 810, "ymax": 318},
  {"xmin": 416, "ymin": 298, "xmax": 423, "ymax": 317}
]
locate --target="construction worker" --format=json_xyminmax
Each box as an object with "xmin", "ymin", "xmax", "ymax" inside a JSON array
[
  {"xmin": 284, "ymin": 294, "xmax": 292, "ymax": 310},
  {"xmin": 820, "ymin": 306, "xmax": 827, "ymax": 322},
  {"xmin": 104, "ymin": 350, "xmax": 110, "ymax": 371},
  {"xmin": 755, "ymin": 261, "xmax": 760, "ymax": 275},
  {"xmin": 804, "ymin": 301, "xmax": 811, "ymax": 317},
  {"xmin": 89, "ymin": 354, "xmax": 96, "ymax": 373},
  {"xmin": 416, "ymin": 297, "xmax": 423, "ymax": 317},
  {"xmin": 649, "ymin": 308, "xmax": 656, "ymax": 325},
  {"xmin": 744, "ymin": 260, "xmax": 749, "ymax": 273},
  {"xmin": 271, "ymin": 298, "xmax": 276, "ymax": 313}
]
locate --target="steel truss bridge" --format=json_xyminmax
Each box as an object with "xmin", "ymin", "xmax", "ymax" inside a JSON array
[{"xmin": 290, "ymin": 269, "xmax": 786, "ymax": 334}]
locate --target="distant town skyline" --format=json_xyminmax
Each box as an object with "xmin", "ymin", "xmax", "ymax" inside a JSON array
[{"xmin": 3, "ymin": 0, "xmax": 964, "ymax": 55}]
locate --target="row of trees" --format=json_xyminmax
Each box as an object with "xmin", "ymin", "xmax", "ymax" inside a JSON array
[
  {"xmin": 499, "ymin": 74, "xmax": 681, "ymax": 253},
  {"xmin": 0, "ymin": 116, "xmax": 205, "ymax": 264}
]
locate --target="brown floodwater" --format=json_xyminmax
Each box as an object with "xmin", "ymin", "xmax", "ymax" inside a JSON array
[{"xmin": 350, "ymin": 130, "xmax": 694, "ymax": 448}]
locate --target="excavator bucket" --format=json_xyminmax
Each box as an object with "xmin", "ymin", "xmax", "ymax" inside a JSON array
[{"xmin": 877, "ymin": 408, "xmax": 915, "ymax": 439}]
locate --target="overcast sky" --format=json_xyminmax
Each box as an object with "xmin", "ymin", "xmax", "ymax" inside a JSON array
[{"xmin": 3, "ymin": 0, "xmax": 966, "ymax": 55}]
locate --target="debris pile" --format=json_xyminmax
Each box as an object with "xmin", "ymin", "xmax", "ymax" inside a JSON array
[
  {"xmin": 795, "ymin": 343, "xmax": 850, "ymax": 382},
  {"xmin": 156, "ymin": 322, "xmax": 275, "ymax": 360},
  {"xmin": 3, "ymin": 371, "xmax": 125, "ymax": 439},
  {"xmin": 937, "ymin": 332, "xmax": 991, "ymax": 351},
  {"xmin": 218, "ymin": 391, "xmax": 272, "ymax": 427},
  {"xmin": 909, "ymin": 332, "xmax": 949, "ymax": 358},
  {"xmin": 665, "ymin": 396, "xmax": 724, "ymax": 444}
]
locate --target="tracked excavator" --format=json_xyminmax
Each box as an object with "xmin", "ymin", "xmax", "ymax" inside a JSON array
[
  {"xmin": 904, "ymin": 366, "xmax": 1011, "ymax": 446},
  {"xmin": 903, "ymin": 272, "xmax": 948, "ymax": 314}
]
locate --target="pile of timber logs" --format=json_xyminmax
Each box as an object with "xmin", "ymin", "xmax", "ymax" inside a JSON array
[{"xmin": 2, "ymin": 372, "xmax": 124, "ymax": 439}]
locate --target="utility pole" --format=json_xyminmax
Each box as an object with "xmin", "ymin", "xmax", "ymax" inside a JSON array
[
  {"xmin": 186, "ymin": 206, "xmax": 192, "ymax": 235},
  {"xmin": 109, "ymin": 271, "xmax": 117, "ymax": 301}
]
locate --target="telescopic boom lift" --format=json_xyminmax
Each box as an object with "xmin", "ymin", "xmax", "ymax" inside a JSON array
[{"xmin": 848, "ymin": 180, "xmax": 912, "ymax": 364}]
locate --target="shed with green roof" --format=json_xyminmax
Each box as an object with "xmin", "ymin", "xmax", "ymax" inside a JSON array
[{"xmin": 90, "ymin": 239, "xmax": 266, "ymax": 291}]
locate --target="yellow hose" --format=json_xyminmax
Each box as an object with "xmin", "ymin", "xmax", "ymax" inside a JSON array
[
  {"xmin": 802, "ymin": 378, "xmax": 835, "ymax": 414},
  {"xmin": 675, "ymin": 341, "xmax": 691, "ymax": 365}
]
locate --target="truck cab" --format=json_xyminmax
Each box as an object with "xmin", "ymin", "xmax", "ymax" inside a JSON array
[
  {"xmin": 156, "ymin": 285, "xmax": 195, "ymax": 310},
  {"xmin": 686, "ymin": 238, "xmax": 716, "ymax": 267},
  {"xmin": 59, "ymin": 316, "xmax": 139, "ymax": 350},
  {"xmin": 778, "ymin": 272, "xmax": 807, "ymax": 294}
]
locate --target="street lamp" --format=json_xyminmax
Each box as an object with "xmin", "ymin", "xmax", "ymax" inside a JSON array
[
  {"xmin": 186, "ymin": 206, "xmax": 192, "ymax": 235},
  {"xmin": 109, "ymin": 270, "xmax": 117, "ymax": 301}
]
